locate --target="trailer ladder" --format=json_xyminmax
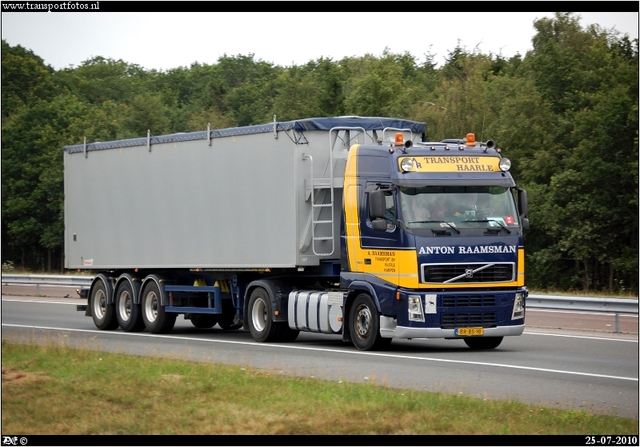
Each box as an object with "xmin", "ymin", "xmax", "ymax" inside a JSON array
[{"xmin": 302, "ymin": 127, "xmax": 371, "ymax": 257}]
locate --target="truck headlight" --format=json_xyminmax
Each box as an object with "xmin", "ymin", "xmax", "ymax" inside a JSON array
[
  {"xmin": 512, "ymin": 292, "xmax": 525, "ymax": 320},
  {"xmin": 408, "ymin": 295, "xmax": 425, "ymax": 322},
  {"xmin": 400, "ymin": 158, "xmax": 415, "ymax": 172}
]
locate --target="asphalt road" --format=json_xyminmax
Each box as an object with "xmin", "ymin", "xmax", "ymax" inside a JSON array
[{"xmin": 2, "ymin": 293, "xmax": 638, "ymax": 419}]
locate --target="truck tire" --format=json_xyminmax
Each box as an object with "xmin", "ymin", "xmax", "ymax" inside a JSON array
[
  {"xmin": 247, "ymin": 287, "xmax": 281, "ymax": 342},
  {"xmin": 190, "ymin": 314, "xmax": 217, "ymax": 329},
  {"xmin": 216, "ymin": 299, "xmax": 242, "ymax": 330},
  {"xmin": 141, "ymin": 280, "xmax": 176, "ymax": 334},
  {"xmin": 349, "ymin": 293, "xmax": 390, "ymax": 351},
  {"xmin": 90, "ymin": 278, "xmax": 118, "ymax": 330},
  {"xmin": 115, "ymin": 281, "xmax": 145, "ymax": 332},
  {"xmin": 463, "ymin": 336, "xmax": 503, "ymax": 350}
]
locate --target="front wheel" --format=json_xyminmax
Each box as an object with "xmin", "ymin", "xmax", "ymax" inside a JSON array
[
  {"xmin": 141, "ymin": 280, "xmax": 176, "ymax": 334},
  {"xmin": 90, "ymin": 278, "xmax": 118, "ymax": 330},
  {"xmin": 349, "ymin": 294, "xmax": 388, "ymax": 351},
  {"xmin": 463, "ymin": 336, "xmax": 503, "ymax": 350}
]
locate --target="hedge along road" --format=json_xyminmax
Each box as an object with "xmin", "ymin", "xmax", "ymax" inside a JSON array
[{"xmin": 2, "ymin": 293, "xmax": 638, "ymax": 419}]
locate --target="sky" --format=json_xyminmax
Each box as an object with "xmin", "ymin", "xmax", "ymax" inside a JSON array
[{"xmin": 1, "ymin": 10, "xmax": 638, "ymax": 71}]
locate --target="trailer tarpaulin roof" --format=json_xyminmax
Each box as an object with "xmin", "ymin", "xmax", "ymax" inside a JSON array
[{"xmin": 63, "ymin": 116, "xmax": 426, "ymax": 154}]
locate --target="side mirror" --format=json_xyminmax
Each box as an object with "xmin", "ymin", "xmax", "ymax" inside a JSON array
[
  {"xmin": 517, "ymin": 188, "xmax": 529, "ymax": 229},
  {"xmin": 369, "ymin": 190, "xmax": 386, "ymax": 220},
  {"xmin": 369, "ymin": 189, "xmax": 391, "ymax": 232}
]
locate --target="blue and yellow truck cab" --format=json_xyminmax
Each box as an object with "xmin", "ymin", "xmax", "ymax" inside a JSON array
[{"xmin": 339, "ymin": 132, "xmax": 528, "ymax": 350}]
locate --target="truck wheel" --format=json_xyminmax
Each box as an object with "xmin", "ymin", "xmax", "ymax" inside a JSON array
[
  {"xmin": 115, "ymin": 281, "xmax": 145, "ymax": 332},
  {"xmin": 247, "ymin": 287, "xmax": 279, "ymax": 342},
  {"xmin": 90, "ymin": 279, "xmax": 118, "ymax": 330},
  {"xmin": 190, "ymin": 314, "xmax": 217, "ymax": 329},
  {"xmin": 216, "ymin": 299, "xmax": 242, "ymax": 330},
  {"xmin": 141, "ymin": 281, "xmax": 176, "ymax": 334},
  {"xmin": 463, "ymin": 336, "xmax": 503, "ymax": 350},
  {"xmin": 349, "ymin": 293, "xmax": 387, "ymax": 351}
]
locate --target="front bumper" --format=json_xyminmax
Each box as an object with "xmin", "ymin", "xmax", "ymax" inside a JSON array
[{"xmin": 380, "ymin": 316, "xmax": 524, "ymax": 339}]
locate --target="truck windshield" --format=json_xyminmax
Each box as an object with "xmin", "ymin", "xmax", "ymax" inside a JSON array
[{"xmin": 399, "ymin": 186, "xmax": 519, "ymax": 231}]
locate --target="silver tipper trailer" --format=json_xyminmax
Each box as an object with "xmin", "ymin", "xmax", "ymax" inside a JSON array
[{"xmin": 64, "ymin": 116, "xmax": 422, "ymax": 270}]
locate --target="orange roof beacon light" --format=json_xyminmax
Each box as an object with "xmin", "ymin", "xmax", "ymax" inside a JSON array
[
  {"xmin": 395, "ymin": 132, "xmax": 404, "ymax": 146},
  {"xmin": 466, "ymin": 133, "xmax": 476, "ymax": 146}
]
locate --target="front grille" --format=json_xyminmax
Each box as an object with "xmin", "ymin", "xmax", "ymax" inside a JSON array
[
  {"xmin": 423, "ymin": 263, "xmax": 514, "ymax": 283},
  {"xmin": 442, "ymin": 294, "xmax": 496, "ymax": 307},
  {"xmin": 442, "ymin": 312, "xmax": 496, "ymax": 328}
]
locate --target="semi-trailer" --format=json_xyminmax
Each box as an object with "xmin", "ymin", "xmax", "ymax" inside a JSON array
[{"xmin": 65, "ymin": 116, "xmax": 528, "ymax": 350}]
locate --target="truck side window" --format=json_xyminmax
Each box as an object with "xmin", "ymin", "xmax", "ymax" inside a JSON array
[
  {"xmin": 365, "ymin": 188, "xmax": 396, "ymax": 232},
  {"xmin": 383, "ymin": 191, "xmax": 396, "ymax": 231}
]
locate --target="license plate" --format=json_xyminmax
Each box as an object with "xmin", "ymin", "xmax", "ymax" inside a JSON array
[{"xmin": 455, "ymin": 327, "xmax": 484, "ymax": 336}]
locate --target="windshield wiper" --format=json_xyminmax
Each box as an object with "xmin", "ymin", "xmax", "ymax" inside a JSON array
[
  {"xmin": 409, "ymin": 220, "xmax": 461, "ymax": 234},
  {"xmin": 464, "ymin": 219, "xmax": 512, "ymax": 234}
]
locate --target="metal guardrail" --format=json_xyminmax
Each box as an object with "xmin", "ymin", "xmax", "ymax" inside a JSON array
[
  {"xmin": 527, "ymin": 294, "xmax": 638, "ymax": 314},
  {"xmin": 527, "ymin": 294, "xmax": 638, "ymax": 333},
  {"xmin": 2, "ymin": 274, "xmax": 92, "ymax": 296},
  {"xmin": 2, "ymin": 274, "xmax": 638, "ymax": 329}
]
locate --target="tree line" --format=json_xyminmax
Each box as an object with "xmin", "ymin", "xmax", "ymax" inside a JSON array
[{"xmin": 2, "ymin": 13, "xmax": 638, "ymax": 295}]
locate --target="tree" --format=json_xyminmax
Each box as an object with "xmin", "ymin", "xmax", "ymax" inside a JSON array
[
  {"xmin": 341, "ymin": 50, "xmax": 425, "ymax": 118},
  {"xmin": 122, "ymin": 93, "xmax": 171, "ymax": 137},
  {"xmin": 1, "ymin": 39, "xmax": 56, "ymax": 119},
  {"xmin": 2, "ymin": 95, "xmax": 88, "ymax": 270},
  {"xmin": 55, "ymin": 56, "xmax": 152, "ymax": 106},
  {"xmin": 300, "ymin": 57, "xmax": 346, "ymax": 116},
  {"xmin": 521, "ymin": 12, "xmax": 639, "ymax": 293},
  {"xmin": 271, "ymin": 67, "xmax": 325, "ymax": 121}
]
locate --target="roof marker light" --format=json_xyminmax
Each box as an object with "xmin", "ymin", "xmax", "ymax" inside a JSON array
[{"xmin": 466, "ymin": 133, "xmax": 476, "ymax": 146}]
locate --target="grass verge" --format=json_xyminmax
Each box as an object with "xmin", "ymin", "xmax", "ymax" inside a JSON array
[{"xmin": 1, "ymin": 340, "xmax": 637, "ymax": 435}]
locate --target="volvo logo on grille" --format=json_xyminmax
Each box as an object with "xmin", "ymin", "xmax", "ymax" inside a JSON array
[{"xmin": 423, "ymin": 263, "xmax": 515, "ymax": 284}]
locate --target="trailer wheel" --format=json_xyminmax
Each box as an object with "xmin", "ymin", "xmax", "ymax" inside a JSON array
[
  {"xmin": 349, "ymin": 293, "xmax": 388, "ymax": 351},
  {"xmin": 115, "ymin": 281, "xmax": 145, "ymax": 332},
  {"xmin": 216, "ymin": 299, "xmax": 242, "ymax": 330},
  {"xmin": 90, "ymin": 279, "xmax": 118, "ymax": 330},
  {"xmin": 247, "ymin": 287, "xmax": 279, "ymax": 342},
  {"xmin": 189, "ymin": 314, "xmax": 217, "ymax": 329},
  {"xmin": 141, "ymin": 281, "xmax": 176, "ymax": 334},
  {"xmin": 463, "ymin": 336, "xmax": 503, "ymax": 350}
]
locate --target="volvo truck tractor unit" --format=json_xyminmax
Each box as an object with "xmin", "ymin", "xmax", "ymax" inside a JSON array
[{"xmin": 65, "ymin": 116, "xmax": 529, "ymax": 350}]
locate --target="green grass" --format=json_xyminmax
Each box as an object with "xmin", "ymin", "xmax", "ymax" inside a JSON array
[{"xmin": 2, "ymin": 341, "xmax": 637, "ymax": 435}]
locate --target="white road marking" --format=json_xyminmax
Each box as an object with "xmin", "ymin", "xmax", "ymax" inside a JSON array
[{"xmin": 3, "ymin": 323, "xmax": 638, "ymax": 383}]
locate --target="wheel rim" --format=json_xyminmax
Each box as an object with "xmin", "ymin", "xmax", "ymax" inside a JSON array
[
  {"xmin": 354, "ymin": 304, "xmax": 372, "ymax": 339},
  {"xmin": 93, "ymin": 289, "xmax": 107, "ymax": 319},
  {"xmin": 118, "ymin": 290, "xmax": 132, "ymax": 322},
  {"xmin": 144, "ymin": 291, "xmax": 158, "ymax": 323},
  {"xmin": 251, "ymin": 297, "xmax": 267, "ymax": 332}
]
